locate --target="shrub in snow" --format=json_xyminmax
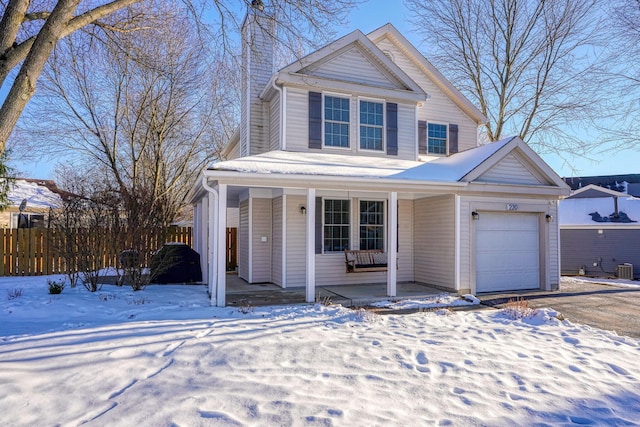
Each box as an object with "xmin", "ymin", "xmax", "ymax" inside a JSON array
[
  {"xmin": 501, "ymin": 297, "xmax": 538, "ymax": 320},
  {"xmin": 6, "ymin": 288, "xmax": 23, "ymax": 300},
  {"xmin": 352, "ymin": 308, "xmax": 379, "ymax": 323},
  {"xmin": 47, "ymin": 278, "xmax": 65, "ymax": 295}
]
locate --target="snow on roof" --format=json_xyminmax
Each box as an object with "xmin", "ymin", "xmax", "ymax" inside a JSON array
[
  {"xmin": 210, "ymin": 138, "xmax": 513, "ymax": 183},
  {"xmin": 391, "ymin": 137, "xmax": 513, "ymax": 182},
  {"xmin": 8, "ymin": 179, "xmax": 63, "ymax": 209},
  {"xmin": 560, "ymin": 195, "xmax": 640, "ymax": 226}
]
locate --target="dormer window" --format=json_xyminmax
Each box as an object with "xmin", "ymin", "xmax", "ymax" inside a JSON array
[
  {"xmin": 324, "ymin": 95, "xmax": 350, "ymax": 148},
  {"xmin": 359, "ymin": 100, "xmax": 384, "ymax": 151}
]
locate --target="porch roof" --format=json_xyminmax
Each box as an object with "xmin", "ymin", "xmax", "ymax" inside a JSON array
[{"xmin": 209, "ymin": 138, "xmax": 512, "ymax": 183}]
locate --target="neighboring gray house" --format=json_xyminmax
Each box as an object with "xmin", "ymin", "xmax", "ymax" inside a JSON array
[
  {"xmin": 560, "ymin": 184, "xmax": 640, "ymax": 279},
  {"xmin": 189, "ymin": 5, "xmax": 571, "ymax": 306}
]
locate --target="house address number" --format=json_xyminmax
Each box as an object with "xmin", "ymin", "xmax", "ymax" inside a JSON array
[{"xmin": 506, "ymin": 203, "xmax": 519, "ymax": 211}]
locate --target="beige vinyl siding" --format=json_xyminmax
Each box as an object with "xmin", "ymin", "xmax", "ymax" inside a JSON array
[
  {"xmin": 238, "ymin": 200, "xmax": 249, "ymax": 281},
  {"xmin": 375, "ymin": 38, "xmax": 479, "ymax": 152},
  {"xmin": 476, "ymin": 153, "xmax": 545, "ymax": 185},
  {"xmin": 413, "ymin": 195, "xmax": 456, "ymax": 290},
  {"xmin": 397, "ymin": 199, "xmax": 414, "ymax": 282},
  {"xmin": 271, "ymin": 197, "xmax": 283, "ymax": 286},
  {"xmin": 226, "ymin": 207, "xmax": 239, "ymax": 228},
  {"xmin": 284, "ymin": 88, "xmax": 309, "ymax": 152},
  {"xmin": 286, "ymin": 195, "xmax": 307, "ymax": 287},
  {"xmin": 458, "ymin": 199, "xmax": 472, "ymax": 293},
  {"xmin": 284, "ymin": 87, "xmax": 416, "ymax": 160},
  {"xmin": 269, "ymin": 95, "xmax": 280, "ymax": 151},
  {"xmin": 309, "ymin": 47, "xmax": 399, "ymax": 89},
  {"xmin": 316, "ymin": 254, "xmax": 387, "ymax": 286},
  {"xmin": 251, "ymin": 198, "xmax": 272, "ymax": 283}
]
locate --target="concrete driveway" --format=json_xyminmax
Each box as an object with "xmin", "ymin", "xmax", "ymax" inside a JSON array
[{"xmin": 478, "ymin": 280, "xmax": 640, "ymax": 339}]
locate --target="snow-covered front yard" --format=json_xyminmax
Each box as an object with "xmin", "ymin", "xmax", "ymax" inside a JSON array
[{"xmin": 1, "ymin": 276, "xmax": 639, "ymax": 426}]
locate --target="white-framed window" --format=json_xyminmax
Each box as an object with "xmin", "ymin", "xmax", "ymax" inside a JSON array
[
  {"xmin": 11, "ymin": 213, "xmax": 45, "ymax": 229},
  {"xmin": 323, "ymin": 199, "xmax": 350, "ymax": 252},
  {"xmin": 359, "ymin": 200, "xmax": 385, "ymax": 250},
  {"xmin": 324, "ymin": 95, "xmax": 350, "ymax": 148},
  {"xmin": 359, "ymin": 100, "xmax": 384, "ymax": 151},
  {"xmin": 428, "ymin": 123, "xmax": 447, "ymax": 154}
]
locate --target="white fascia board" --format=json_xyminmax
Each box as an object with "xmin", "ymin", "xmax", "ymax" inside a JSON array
[
  {"xmin": 568, "ymin": 184, "xmax": 629, "ymax": 198},
  {"xmin": 464, "ymin": 181, "xmax": 570, "ymax": 197},
  {"xmin": 278, "ymin": 74, "xmax": 426, "ymax": 103},
  {"xmin": 367, "ymin": 23, "xmax": 487, "ymax": 125},
  {"xmin": 203, "ymin": 169, "xmax": 467, "ymax": 192}
]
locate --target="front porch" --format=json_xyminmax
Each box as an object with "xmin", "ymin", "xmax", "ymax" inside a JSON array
[{"xmin": 224, "ymin": 273, "xmax": 445, "ymax": 307}]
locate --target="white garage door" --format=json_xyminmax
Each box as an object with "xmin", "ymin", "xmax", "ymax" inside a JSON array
[{"xmin": 476, "ymin": 212, "xmax": 540, "ymax": 292}]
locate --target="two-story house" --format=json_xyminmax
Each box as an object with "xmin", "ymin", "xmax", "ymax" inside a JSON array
[{"xmin": 190, "ymin": 5, "xmax": 571, "ymax": 306}]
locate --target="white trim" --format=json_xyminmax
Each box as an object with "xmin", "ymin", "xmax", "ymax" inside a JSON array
[
  {"xmin": 322, "ymin": 92, "xmax": 352, "ymax": 150},
  {"xmin": 454, "ymin": 194, "xmax": 461, "ymax": 291},
  {"xmin": 282, "ymin": 193, "xmax": 287, "ymax": 288},
  {"xmin": 248, "ymin": 196, "xmax": 253, "ymax": 283},
  {"xmin": 387, "ymin": 191, "xmax": 398, "ymax": 297},
  {"xmin": 282, "ymin": 87, "xmax": 287, "ymax": 150},
  {"xmin": 426, "ymin": 121, "xmax": 449, "ymax": 156},
  {"xmin": 306, "ymin": 189, "xmax": 316, "ymax": 302},
  {"xmin": 216, "ymin": 184, "xmax": 227, "ymax": 306},
  {"xmin": 357, "ymin": 97, "xmax": 386, "ymax": 153}
]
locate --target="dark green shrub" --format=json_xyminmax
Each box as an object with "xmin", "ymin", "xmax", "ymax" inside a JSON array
[{"xmin": 47, "ymin": 279, "xmax": 66, "ymax": 295}]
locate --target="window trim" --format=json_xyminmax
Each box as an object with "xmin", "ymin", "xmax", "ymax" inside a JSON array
[
  {"xmin": 427, "ymin": 121, "xmax": 449, "ymax": 156},
  {"xmin": 322, "ymin": 198, "xmax": 351, "ymax": 254},
  {"xmin": 322, "ymin": 92, "xmax": 352, "ymax": 150},
  {"xmin": 358, "ymin": 199, "xmax": 386, "ymax": 251},
  {"xmin": 357, "ymin": 97, "xmax": 386, "ymax": 153}
]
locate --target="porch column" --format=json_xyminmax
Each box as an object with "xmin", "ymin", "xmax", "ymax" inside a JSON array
[
  {"xmin": 306, "ymin": 188, "xmax": 316, "ymax": 303},
  {"xmin": 387, "ymin": 191, "xmax": 398, "ymax": 297},
  {"xmin": 200, "ymin": 197, "xmax": 209, "ymax": 286},
  {"xmin": 216, "ymin": 184, "xmax": 227, "ymax": 307},
  {"xmin": 207, "ymin": 191, "xmax": 216, "ymax": 303}
]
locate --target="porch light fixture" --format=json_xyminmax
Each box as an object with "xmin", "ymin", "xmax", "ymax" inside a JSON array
[
  {"xmin": 300, "ymin": 205, "xmax": 306, "ymax": 215},
  {"xmin": 471, "ymin": 210, "xmax": 480, "ymax": 221},
  {"xmin": 546, "ymin": 214, "xmax": 553, "ymax": 223}
]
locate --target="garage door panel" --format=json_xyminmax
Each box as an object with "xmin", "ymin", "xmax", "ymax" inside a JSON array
[{"xmin": 476, "ymin": 212, "xmax": 540, "ymax": 293}]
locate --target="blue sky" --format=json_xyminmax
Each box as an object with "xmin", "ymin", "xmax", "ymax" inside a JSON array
[
  {"xmin": 9, "ymin": 0, "xmax": 639, "ymax": 179},
  {"xmin": 343, "ymin": 0, "xmax": 639, "ymax": 178}
]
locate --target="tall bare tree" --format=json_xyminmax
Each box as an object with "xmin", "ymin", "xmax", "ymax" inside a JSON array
[
  {"xmin": 405, "ymin": 0, "xmax": 607, "ymax": 155},
  {"xmin": 0, "ymin": 0, "xmax": 360, "ymax": 153}
]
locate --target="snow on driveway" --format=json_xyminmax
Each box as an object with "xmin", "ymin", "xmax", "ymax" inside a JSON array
[{"xmin": 1, "ymin": 276, "xmax": 639, "ymax": 426}]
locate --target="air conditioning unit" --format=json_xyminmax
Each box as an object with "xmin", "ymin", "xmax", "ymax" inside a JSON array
[{"xmin": 617, "ymin": 264, "xmax": 634, "ymax": 280}]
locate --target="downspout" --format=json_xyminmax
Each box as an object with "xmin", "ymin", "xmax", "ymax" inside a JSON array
[
  {"xmin": 272, "ymin": 79, "xmax": 285, "ymax": 150},
  {"xmin": 202, "ymin": 176, "xmax": 218, "ymax": 305}
]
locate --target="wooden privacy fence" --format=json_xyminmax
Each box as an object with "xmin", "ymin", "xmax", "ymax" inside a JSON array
[{"xmin": 0, "ymin": 227, "xmax": 193, "ymax": 277}]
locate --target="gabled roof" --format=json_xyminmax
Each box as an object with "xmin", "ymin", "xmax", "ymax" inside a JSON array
[
  {"xmin": 567, "ymin": 184, "xmax": 628, "ymax": 199},
  {"xmin": 560, "ymin": 194, "xmax": 640, "ymax": 227},
  {"xmin": 8, "ymin": 179, "xmax": 65, "ymax": 209},
  {"xmin": 366, "ymin": 24, "xmax": 487, "ymax": 125},
  {"xmin": 273, "ymin": 28, "xmax": 426, "ymax": 102},
  {"xmin": 205, "ymin": 137, "xmax": 567, "ymax": 193}
]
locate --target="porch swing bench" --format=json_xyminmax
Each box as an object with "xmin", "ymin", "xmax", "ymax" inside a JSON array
[{"xmin": 344, "ymin": 249, "xmax": 388, "ymax": 273}]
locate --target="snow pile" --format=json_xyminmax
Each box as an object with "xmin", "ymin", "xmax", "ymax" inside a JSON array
[
  {"xmin": 1, "ymin": 276, "xmax": 639, "ymax": 426},
  {"xmin": 563, "ymin": 275, "xmax": 640, "ymax": 288},
  {"xmin": 370, "ymin": 293, "xmax": 479, "ymax": 309},
  {"xmin": 8, "ymin": 179, "xmax": 63, "ymax": 209}
]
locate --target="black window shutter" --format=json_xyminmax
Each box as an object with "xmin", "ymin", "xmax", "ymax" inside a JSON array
[
  {"xmin": 449, "ymin": 124, "xmax": 459, "ymax": 154},
  {"xmin": 418, "ymin": 120, "xmax": 427, "ymax": 154},
  {"xmin": 386, "ymin": 102, "xmax": 398, "ymax": 155},
  {"xmin": 309, "ymin": 92, "xmax": 322, "ymax": 149},
  {"xmin": 315, "ymin": 197, "xmax": 322, "ymax": 254}
]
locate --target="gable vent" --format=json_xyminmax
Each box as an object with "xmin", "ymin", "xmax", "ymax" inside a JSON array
[{"xmin": 382, "ymin": 50, "xmax": 395, "ymax": 62}]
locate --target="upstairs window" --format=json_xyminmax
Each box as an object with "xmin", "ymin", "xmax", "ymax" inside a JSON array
[
  {"xmin": 324, "ymin": 96, "xmax": 350, "ymax": 148},
  {"xmin": 359, "ymin": 200, "xmax": 384, "ymax": 250},
  {"xmin": 359, "ymin": 100, "xmax": 384, "ymax": 151},
  {"xmin": 428, "ymin": 123, "xmax": 447, "ymax": 154},
  {"xmin": 323, "ymin": 199, "xmax": 350, "ymax": 252}
]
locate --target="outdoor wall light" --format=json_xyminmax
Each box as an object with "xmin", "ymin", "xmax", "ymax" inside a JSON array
[
  {"xmin": 471, "ymin": 211, "xmax": 480, "ymax": 220},
  {"xmin": 546, "ymin": 214, "xmax": 553, "ymax": 223},
  {"xmin": 300, "ymin": 205, "xmax": 306, "ymax": 215}
]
